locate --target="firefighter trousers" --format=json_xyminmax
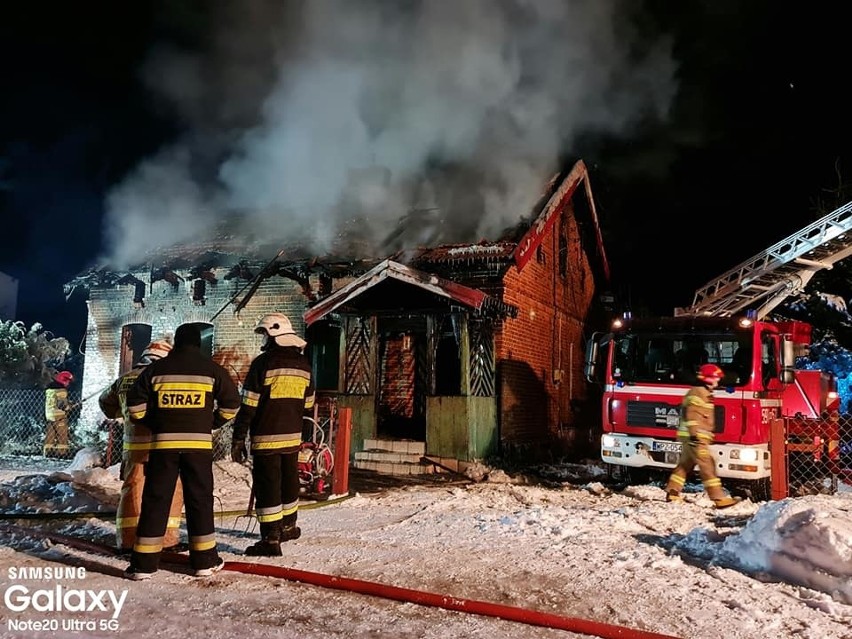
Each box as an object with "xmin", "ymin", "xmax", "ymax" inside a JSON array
[
  {"xmin": 131, "ymin": 450, "xmax": 219, "ymax": 572},
  {"xmin": 666, "ymin": 440, "xmax": 726, "ymax": 500},
  {"xmin": 117, "ymin": 453, "xmax": 184, "ymax": 551},
  {"xmin": 44, "ymin": 418, "xmax": 70, "ymax": 458},
  {"xmin": 252, "ymin": 450, "xmax": 300, "ymax": 541}
]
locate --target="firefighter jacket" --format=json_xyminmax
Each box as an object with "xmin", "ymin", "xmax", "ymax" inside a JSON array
[
  {"xmin": 677, "ymin": 385, "xmax": 716, "ymax": 445},
  {"xmin": 99, "ymin": 365, "xmax": 153, "ymax": 459},
  {"xmin": 45, "ymin": 382, "xmax": 70, "ymax": 421},
  {"xmin": 126, "ymin": 345, "xmax": 241, "ymax": 453},
  {"xmin": 231, "ymin": 344, "xmax": 315, "ymax": 455}
]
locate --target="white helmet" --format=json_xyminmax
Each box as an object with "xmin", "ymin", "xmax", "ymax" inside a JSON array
[{"xmin": 254, "ymin": 313, "xmax": 307, "ymax": 349}]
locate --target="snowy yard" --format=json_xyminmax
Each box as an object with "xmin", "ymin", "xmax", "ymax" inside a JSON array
[{"xmin": 0, "ymin": 454, "xmax": 850, "ymax": 639}]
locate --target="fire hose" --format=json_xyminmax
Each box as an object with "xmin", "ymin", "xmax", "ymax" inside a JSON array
[
  {"xmin": 224, "ymin": 560, "xmax": 681, "ymax": 639},
  {"xmin": 0, "ymin": 523, "xmax": 680, "ymax": 639}
]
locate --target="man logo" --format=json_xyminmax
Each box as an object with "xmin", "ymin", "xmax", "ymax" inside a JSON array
[
  {"xmin": 158, "ymin": 392, "xmax": 204, "ymax": 408},
  {"xmin": 655, "ymin": 406, "xmax": 680, "ymax": 427}
]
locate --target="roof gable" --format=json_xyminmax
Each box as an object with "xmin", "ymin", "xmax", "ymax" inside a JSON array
[
  {"xmin": 304, "ymin": 259, "xmax": 517, "ymax": 326},
  {"xmin": 511, "ymin": 160, "xmax": 610, "ymax": 281}
]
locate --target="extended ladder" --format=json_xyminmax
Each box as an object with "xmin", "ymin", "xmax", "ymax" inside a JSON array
[{"xmin": 681, "ymin": 200, "xmax": 852, "ymax": 319}]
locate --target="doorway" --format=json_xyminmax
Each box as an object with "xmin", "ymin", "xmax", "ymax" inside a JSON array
[{"xmin": 376, "ymin": 317, "xmax": 426, "ymax": 441}]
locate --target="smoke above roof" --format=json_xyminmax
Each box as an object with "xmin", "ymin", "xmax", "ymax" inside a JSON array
[{"xmin": 101, "ymin": 0, "xmax": 676, "ymax": 268}]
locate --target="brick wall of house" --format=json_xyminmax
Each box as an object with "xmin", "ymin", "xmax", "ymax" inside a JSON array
[
  {"xmin": 496, "ymin": 201, "xmax": 600, "ymax": 461},
  {"xmin": 79, "ymin": 263, "xmax": 321, "ymax": 433}
]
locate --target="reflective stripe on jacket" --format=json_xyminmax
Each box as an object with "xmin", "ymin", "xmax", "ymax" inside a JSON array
[
  {"xmin": 677, "ymin": 385, "xmax": 715, "ymax": 444},
  {"xmin": 126, "ymin": 345, "xmax": 241, "ymax": 453},
  {"xmin": 45, "ymin": 386, "xmax": 69, "ymax": 421},
  {"xmin": 232, "ymin": 344, "xmax": 315, "ymax": 455},
  {"xmin": 99, "ymin": 367, "xmax": 157, "ymax": 454}
]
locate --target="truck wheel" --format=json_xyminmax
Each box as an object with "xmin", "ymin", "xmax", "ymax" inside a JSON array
[
  {"xmin": 624, "ymin": 468, "xmax": 652, "ymax": 485},
  {"xmin": 733, "ymin": 478, "xmax": 771, "ymax": 502}
]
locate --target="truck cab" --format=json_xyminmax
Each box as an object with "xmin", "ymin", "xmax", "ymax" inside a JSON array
[{"xmin": 586, "ymin": 315, "xmax": 791, "ymax": 487}]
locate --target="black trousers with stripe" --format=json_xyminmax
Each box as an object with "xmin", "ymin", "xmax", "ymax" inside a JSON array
[
  {"xmin": 252, "ymin": 450, "xmax": 300, "ymax": 540},
  {"xmin": 131, "ymin": 450, "xmax": 218, "ymax": 571}
]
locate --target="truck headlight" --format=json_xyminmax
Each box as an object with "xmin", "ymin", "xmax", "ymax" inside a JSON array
[
  {"xmin": 731, "ymin": 448, "xmax": 758, "ymax": 462},
  {"xmin": 602, "ymin": 435, "xmax": 617, "ymax": 448}
]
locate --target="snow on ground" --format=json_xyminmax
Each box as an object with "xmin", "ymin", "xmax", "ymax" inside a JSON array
[{"xmin": 0, "ymin": 451, "xmax": 850, "ymax": 639}]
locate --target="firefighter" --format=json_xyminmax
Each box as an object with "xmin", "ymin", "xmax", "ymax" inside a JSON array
[
  {"xmin": 231, "ymin": 312, "xmax": 315, "ymax": 557},
  {"xmin": 665, "ymin": 363, "xmax": 740, "ymax": 509},
  {"xmin": 98, "ymin": 339, "xmax": 185, "ymax": 553},
  {"xmin": 44, "ymin": 371, "xmax": 74, "ymax": 458},
  {"xmin": 123, "ymin": 324, "xmax": 241, "ymax": 580}
]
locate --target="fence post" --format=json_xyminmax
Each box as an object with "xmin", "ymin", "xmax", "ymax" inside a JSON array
[
  {"xmin": 770, "ymin": 418, "xmax": 788, "ymax": 500},
  {"xmin": 332, "ymin": 408, "xmax": 352, "ymax": 496}
]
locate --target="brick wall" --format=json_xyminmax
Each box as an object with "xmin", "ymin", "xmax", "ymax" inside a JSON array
[
  {"xmin": 79, "ymin": 262, "xmax": 321, "ymax": 437},
  {"xmin": 496, "ymin": 201, "xmax": 600, "ymax": 461}
]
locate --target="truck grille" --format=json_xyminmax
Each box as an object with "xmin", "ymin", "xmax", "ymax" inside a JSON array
[{"xmin": 626, "ymin": 401, "xmax": 724, "ymax": 432}]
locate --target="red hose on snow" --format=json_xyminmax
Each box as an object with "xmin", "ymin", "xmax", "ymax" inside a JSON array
[
  {"xmin": 0, "ymin": 524, "xmax": 680, "ymax": 639},
  {"xmin": 225, "ymin": 560, "xmax": 680, "ymax": 639}
]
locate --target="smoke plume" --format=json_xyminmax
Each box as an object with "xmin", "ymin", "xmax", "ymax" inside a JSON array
[{"xmin": 102, "ymin": 0, "xmax": 675, "ymax": 268}]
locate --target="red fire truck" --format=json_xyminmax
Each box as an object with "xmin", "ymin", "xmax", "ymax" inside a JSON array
[{"xmin": 585, "ymin": 201, "xmax": 852, "ymax": 499}]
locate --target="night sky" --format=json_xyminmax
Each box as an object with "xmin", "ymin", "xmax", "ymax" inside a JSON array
[{"xmin": 2, "ymin": 1, "xmax": 852, "ymax": 347}]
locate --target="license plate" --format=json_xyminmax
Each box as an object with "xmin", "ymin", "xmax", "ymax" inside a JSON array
[{"xmin": 653, "ymin": 441, "xmax": 682, "ymax": 454}]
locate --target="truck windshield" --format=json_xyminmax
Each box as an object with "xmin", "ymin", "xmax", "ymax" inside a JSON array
[{"xmin": 611, "ymin": 333, "xmax": 750, "ymax": 386}]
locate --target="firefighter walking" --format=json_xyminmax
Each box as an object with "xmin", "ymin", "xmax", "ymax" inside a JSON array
[
  {"xmin": 123, "ymin": 324, "xmax": 241, "ymax": 579},
  {"xmin": 666, "ymin": 363, "xmax": 739, "ymax": 509},
  {"xmin": 44, "ymin": 371, "xmax": 74, "ymax": 458},
  {"xmin": 231, "ymin": 313, "xmax": 315, "ymax": 557},
  {"xmin": 98, "ymin": 339, "xmax": 185, "ymax": 553}
]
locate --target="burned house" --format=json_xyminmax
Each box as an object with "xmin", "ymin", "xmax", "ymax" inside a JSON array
[{"xmin": 69, "ymin": 160, "xmax": 609, "ymax": 473}]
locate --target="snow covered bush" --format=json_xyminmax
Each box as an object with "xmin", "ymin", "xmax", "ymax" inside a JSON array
[{"xmin": 0, "ymin": 320, "xmax": 70, "ymax": 388}]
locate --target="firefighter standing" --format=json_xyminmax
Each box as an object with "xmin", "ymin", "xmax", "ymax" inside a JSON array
[
  {"xmin": 231, "ymin": 313, "xmax": 315, "ymax": 557},
  {"xmin": 44, "ymin": 371, "xmax": 74, "ymax": 458},
  {"xmin": 665, "ymin": 363, "xmax": 739, "ymax": 509},
  {"xmin": 99, "ymin": 339, "xmax": 185, "ymax": 553},
  {"xmin": 123, "ymin": 324, "xmax": 240, "ymax": 579}
]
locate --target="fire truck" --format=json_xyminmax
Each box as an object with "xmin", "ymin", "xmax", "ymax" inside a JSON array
[{"xmin": 584, "ymin": 201, "xmax": 852, "ymax": 499}]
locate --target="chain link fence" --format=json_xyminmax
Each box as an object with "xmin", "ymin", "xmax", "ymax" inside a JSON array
[
  {"xmin": 0, "ymin": 388, "xmax": 85, "ymax": 457},
  {"xmin": 783, "ymin": 413, "xmax": 852, "ymax": 496},
  {"xmin": 0, "ymin": 387, "xmax": 234, "ymax": 469}
]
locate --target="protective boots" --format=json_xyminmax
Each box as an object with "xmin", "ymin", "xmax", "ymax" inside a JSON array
[
  {"xmin": 245, "ymin": 540, "xmax": 283, "ymax": 557},
  {"xmin": 666, "ymin": 492, "xmax": 741, "ymax": 508},
  {"xmin": 244, "ymin": 522, "xmax": 301, "ymax": 556},
  {"xmin": 713, "ymin": 496, "xmax": 741, "ymax": 509},
  {"xmin": 280, "ymin": 525, "xmax": 301, "ymax": 541}
]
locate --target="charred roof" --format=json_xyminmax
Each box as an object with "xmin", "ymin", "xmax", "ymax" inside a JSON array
[{"xmin": 66, "ymin": 160, "xmax": 609, "ymax": 304}]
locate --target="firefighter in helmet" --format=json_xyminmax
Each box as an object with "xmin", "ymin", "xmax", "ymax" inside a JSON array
[
  {"xmin": 123, "ymin": 324, "xmax": 241, "ymax": 580},
  {"xmin": 44, "ymin": 371, "xmax": 74, "ymax": 458},
  {"xmin": 231, "ymin": 312, "xmax": 315, "ymax": 556},
  {"xmin": 665, "ymin": 363, "xmax": 740, "ymax": 509},
  {"xmin": 99, "ymin": 339, "xmax": 185, "ymax": 553}
]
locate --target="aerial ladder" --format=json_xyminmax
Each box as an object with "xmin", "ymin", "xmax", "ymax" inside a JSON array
[
  {"xmin": 676, "ymin": 200, "xmax": 852, "ymax": 319},
  {"xmin": 674, "ymin": 200, "xmax": 852, "ymax": 491}
]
